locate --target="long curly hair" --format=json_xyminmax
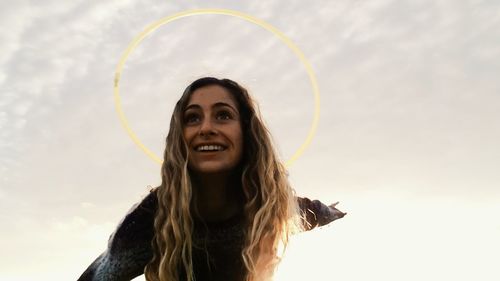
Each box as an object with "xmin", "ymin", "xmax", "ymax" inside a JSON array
[{"xmin": 144, "ymin": 77, "xmax": 303, "ymax": 281}]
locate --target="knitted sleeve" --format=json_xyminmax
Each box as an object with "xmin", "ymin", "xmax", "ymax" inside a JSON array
[
  {"xmin": 296, "ymin": 197, "xmax": 346, "ymax": 231},
  {"xmin": 76, "ymin": 191, "xmax": 157, "ymax": 281}
]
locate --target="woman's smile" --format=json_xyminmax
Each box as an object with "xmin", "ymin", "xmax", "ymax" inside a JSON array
[{"xmin": 195, "ymin": 144, "xmax": 226, "ymax": 152}]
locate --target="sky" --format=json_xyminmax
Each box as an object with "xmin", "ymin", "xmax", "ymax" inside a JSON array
[{"xmin": 0, "ymin": 0, "xmax": 499, "ymax": 280}]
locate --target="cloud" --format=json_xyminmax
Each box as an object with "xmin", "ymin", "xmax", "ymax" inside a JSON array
[
  {"xmin": 81, "ymin": 202, "xmax": 96, "ymax": 209},
  {"xmin": 0, "ymin": 0, "xmax": 143, "ymax": 192},
  {"xmin": 0, "ymin": 214, "xmax": 115, "ymax": 280}
]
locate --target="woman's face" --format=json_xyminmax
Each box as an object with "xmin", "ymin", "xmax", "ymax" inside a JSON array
[{"xmin": 183, "ymin": 85, "xmax": 243, "ymax": 175}]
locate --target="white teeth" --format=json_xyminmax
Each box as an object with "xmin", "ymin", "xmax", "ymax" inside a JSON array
[{"xmin": 196, "ymin": 145, "xmax": 224, "ymax": 151}]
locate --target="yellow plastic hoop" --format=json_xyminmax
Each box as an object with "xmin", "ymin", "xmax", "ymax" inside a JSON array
[{"xmin": 114, "ymin": 8, "xmax": 320, "ymax": 167}]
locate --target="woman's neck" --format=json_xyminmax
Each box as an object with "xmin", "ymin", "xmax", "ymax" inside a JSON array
[{"xmin": 192, "ymin": 172, "xmax": 243, "ymax": 222}]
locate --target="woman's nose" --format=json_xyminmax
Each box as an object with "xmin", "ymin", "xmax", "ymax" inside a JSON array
[{"xmin": 199, "ymin": 118, "xmax": 216, "ymax": 136}]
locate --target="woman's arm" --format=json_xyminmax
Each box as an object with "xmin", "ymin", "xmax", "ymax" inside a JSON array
[
  {"xmin": 77, "ymin": 192, "xmax": 344, "ymax": 280},
  {"xmin": 77, "ymin": 191, "xmax": 157, "ymax": 281}
]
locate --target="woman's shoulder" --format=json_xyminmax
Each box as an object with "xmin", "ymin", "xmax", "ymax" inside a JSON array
[
  {"xmin": 77, "ymin": 189, "xmax": 159, "ymax": 281},
  {"xmin": 107, "ymin": 188, "xmax": 158, "ymax": 255}
]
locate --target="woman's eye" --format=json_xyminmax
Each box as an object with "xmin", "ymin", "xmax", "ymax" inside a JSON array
[
  {"xmin": 184, "ymin": 114, "xmax": 200, "ymax": 124},
  {"xmin": 216, "ymin": 111, "xmax": 232, "ymax": 120}
]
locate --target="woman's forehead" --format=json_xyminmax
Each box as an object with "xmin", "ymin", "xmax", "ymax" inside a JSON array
[{"xmin": 186, "ymin": 85, "xmax": 239, "ymax": 109}]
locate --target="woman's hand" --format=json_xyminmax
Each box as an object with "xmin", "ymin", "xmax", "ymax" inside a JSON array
[{"xmin": 318, "ymin": 202, "xmax": 346, "ymax": 226}]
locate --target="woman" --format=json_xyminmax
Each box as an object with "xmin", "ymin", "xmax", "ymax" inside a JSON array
[{"xmin": 78, "ymin": 77, "xmax": 345, "ymax": 281}]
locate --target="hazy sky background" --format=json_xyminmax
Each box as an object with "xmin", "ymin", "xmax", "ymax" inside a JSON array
[{"xmin": 1, "ymin": 0, "xmax": 499, "ymax": 280}]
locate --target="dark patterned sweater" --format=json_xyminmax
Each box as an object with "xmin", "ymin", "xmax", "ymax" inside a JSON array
[{"xmin": 77, "ymin": 190, "xmax": 345, "ymax": 281}]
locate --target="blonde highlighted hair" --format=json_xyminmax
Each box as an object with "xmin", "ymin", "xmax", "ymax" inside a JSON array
[{"xmin": 145, "ymin": 77, "xmax": 303, "ymax": 281}]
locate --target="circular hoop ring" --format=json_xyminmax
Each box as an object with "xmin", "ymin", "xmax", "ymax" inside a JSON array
[{"xmin": 114, "ymin": 8, "xmax": 320, "ymax": 167}]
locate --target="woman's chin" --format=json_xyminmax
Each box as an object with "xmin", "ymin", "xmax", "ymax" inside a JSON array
[{"xmin": 189, "ymin": 163, "xmax": 234, "ymax": 175}]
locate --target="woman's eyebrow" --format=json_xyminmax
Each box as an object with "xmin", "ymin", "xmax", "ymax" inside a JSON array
[
  {"xmin": 184, "ymin": 102, "xmax": 238, "ymax": 112},
  {"xmin": 184, "ymin": 104, "xmax": 201, "ymax": 111},
  {"xmin": 213, "ymin": 102, "xmax": 238, "ymax": 112}
]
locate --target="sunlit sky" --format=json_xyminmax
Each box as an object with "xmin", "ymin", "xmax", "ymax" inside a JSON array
[{"xmin": 1, "ymin": 0, "xmax": 499, "ymax": 280}]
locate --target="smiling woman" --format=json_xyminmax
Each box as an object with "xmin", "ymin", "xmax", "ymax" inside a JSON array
[{"xmin": 77, "ymin": 77, "xmax": 345, "ymax": 281}]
